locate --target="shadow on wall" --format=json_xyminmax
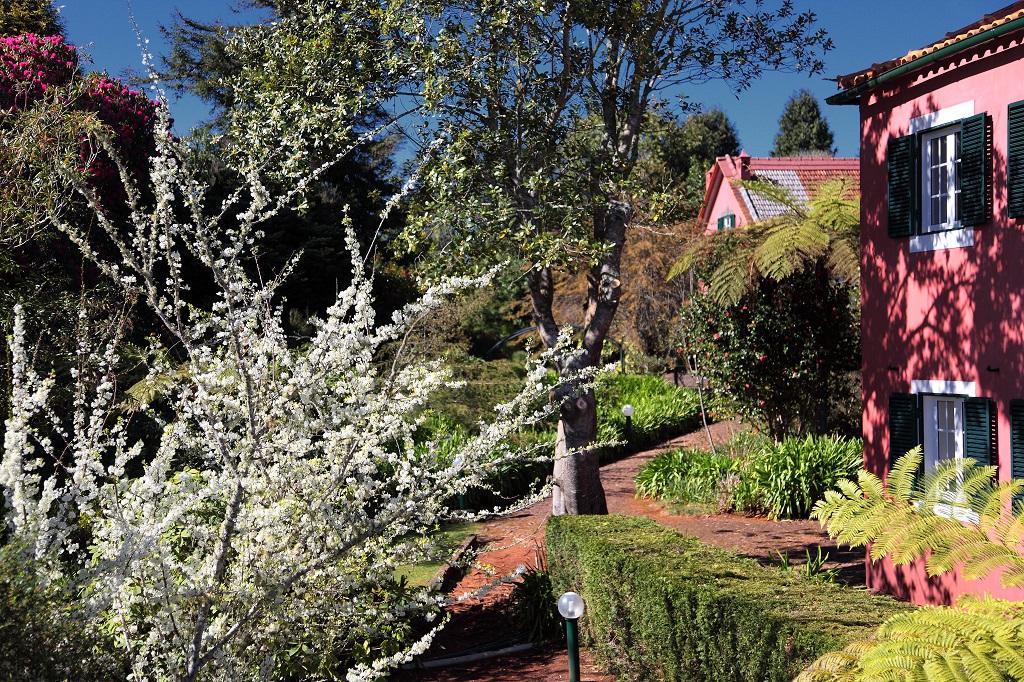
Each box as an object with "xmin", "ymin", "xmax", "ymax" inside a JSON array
[{"xmin": 860, "ymin": 33, "xmax": 1024, "ymax": 604}]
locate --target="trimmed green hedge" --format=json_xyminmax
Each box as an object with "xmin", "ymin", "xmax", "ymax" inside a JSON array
[{"xmin": 546, "ymin": 515, "xmax": 909, "ymax": 682}]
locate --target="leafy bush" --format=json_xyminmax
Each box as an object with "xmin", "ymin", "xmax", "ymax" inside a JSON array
[
  {"xmin": 547, "ymin": 515, "xmax": 907, "ymax": 682},
  {"xmin": 634, "ymin": 448, "xmax": 733, "ymax": 505},
  {"xmin": 635, "ymin": 433, "xmax": 862, "ymax": 520},
  {"xmin": 680, "ymin": 267, "xmax": 859, "ymax": 440},
  {"xmin": 743, "ymin": 435, "xmax": 862, "ymax": 519},
  {"xmin": 422, "ymin": 350, "xmax": 532, "ymax": 432},
  {"xmin": 509, "ymin": 548, "xmax": 562, "ymax": 643},
  {"xmin": 595, "ymin": 373, "xmax": 710, "ymax": 457},
  {"xmin": 0, "ymin": 541, "xmax": 125, "ymax": 681}
]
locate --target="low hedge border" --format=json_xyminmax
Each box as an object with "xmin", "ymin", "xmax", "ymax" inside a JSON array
[{"xmin": 546, "ymin": 515, "xmax": 909, "ymax": 682}]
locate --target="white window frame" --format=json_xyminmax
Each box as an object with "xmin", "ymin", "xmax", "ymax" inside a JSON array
[
  {"xmin": 921, "ymin": 395, "xmax": 964, "ymax": 473},
  {"xmin": 908, "ymin": 101, "xmax": 975, "ymax": 254},
  {"xmin": 917, "ymin": 393, "xmax": 979, "ymax": 524},
  {"xmin": 920, "ymin": 124, "xmax": 961, "ymax": 234}
]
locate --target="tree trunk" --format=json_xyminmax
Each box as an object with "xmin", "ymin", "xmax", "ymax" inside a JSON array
[
  {"xmin": 551, "ymin": 364, "xmax": 608, "ymax": 515},
  {"xmin": 529, "ymin": 200, "xmax": 630, "ymax": 516}
]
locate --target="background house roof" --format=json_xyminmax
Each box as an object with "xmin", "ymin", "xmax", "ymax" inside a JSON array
[
  {"xmin": 835, "ymin": 1, "xmax": 1024, "ymax": 90},
  {"xmin": 697, "ymin": 154, "xmax": 860, "ymax": 226}
]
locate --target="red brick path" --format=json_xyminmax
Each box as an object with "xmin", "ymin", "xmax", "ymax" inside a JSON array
[{"xmin": 399, "ymin": 420, "xmax": 860, "ymax": 681}]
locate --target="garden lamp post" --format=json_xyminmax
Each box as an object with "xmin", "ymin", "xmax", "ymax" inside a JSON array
[
  {"xmin": 621, "ymin": 404, "xmax": 634, "ymax": 447},
  {"xmin": 558, "ymin": 591, "xmax": 585, "ymax": 682}
]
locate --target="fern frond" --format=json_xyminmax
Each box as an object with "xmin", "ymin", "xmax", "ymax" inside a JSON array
[
  {"xmin": 888, "ymin": 447, "xmax": 924, "ymax": 501},
  {"xmin": 753, "ymin": 216, "xmax": 829, "ymax": 280},
  {"xmin": 801, "ymin": 601, "xmax": 1024, "ymax": 682},
  {"xmin": 815, "ymin": 451, "xmax": 1024, "ymax": 590},
  {"xmin": 707, "ymin": 242, "xmax": 757, "ymax": 305}
]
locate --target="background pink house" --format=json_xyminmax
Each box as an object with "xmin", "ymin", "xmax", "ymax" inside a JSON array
[
  {"xmin": 697, "ymin": 153, "xmax": 859, "ymax": 234},
  {"xmin": 831, "ymin": 1, "xmax": 1024, "ymax": 605}
]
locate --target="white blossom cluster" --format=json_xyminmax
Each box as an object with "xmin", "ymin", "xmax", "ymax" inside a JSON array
[{"xmin": 1, "ymin": 90, "xmax": 574, "ymax": 681}]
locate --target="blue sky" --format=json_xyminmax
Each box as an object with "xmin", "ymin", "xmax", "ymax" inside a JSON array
[{"xmin": 62, "ymin": 0, "xmax": 1000, "ymax": 157}]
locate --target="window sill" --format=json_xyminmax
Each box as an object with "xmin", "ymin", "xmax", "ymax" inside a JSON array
[
  {"xmin": 914, "ymin": 500, "xmax": 980, "ymax": 525},
  {"xmin": 909, "ymin": 227, "xmax": 974, "ymax": 253}
]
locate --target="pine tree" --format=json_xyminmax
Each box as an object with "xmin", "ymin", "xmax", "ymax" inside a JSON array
[
  {"xmin": 771, "ymin": 89, "xmax": 835, "ymax": 157},
  {"xmin": 0, "ymin": 0, "xmax": 62, "ymax": 37}
]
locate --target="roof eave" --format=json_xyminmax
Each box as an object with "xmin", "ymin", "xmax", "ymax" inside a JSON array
[{"xmin": 827, "ymin": 14, "xmax": 1024, "ymax": 107}]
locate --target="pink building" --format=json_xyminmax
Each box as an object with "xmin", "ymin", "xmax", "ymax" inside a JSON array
[
  {"xmin": 696, "ymin": 153, "xmax": 859, "ymax": 234},
  {"xmin": 831, "ymin": 2, "xmax": 1024, "ymax": 605}
]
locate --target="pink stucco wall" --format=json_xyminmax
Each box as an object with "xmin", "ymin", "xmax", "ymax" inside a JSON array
[
  {"xmin": 701, "ymin": 162, "xmax": 749, "ymax": 234},
  {"xmin": 859, "ymin": 31, "xmax": 1024, "ymax": 604}
]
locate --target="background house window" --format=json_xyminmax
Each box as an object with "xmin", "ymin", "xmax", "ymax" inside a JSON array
[
  {"xmin": 716, "ymin": 213, "xmax": 736, "ymax": 230},
  {"xmin": 921, "ymin": 126, "xmax": 961, "ymax": 232}
]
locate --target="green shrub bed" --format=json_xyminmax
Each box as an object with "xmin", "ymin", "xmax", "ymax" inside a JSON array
[
  {"xmin": 636, "ymin": 433, "xmax": 862, "ymax": 519},
  {"xmin": 546, "ymin": 515, "xmax": 909, "ymax": 682},
  {"xmin": 419, "ymin": 366, "xmax": 718, "ymax": 510},
  {"xmin": 594, "ymin": 373, "xmax": 711, "ymax": 462}
]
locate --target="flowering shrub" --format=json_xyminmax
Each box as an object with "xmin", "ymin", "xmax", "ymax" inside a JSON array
[
  {"xmin": 78, "ymin": 73, "xmax": 159, "ymax": 204},
  {"xmin": 1, "ymin": 97, "xmax": 569, "ymax": 680},
  {"xmin": 0, "ymin": 33, "xmax": 158, "ymax": 206},
  {"xmin": 680, "ymin": 266, "xmax": 859, "ymax": 439},
  {"xmin": 0, "ymin": 33, "xmax": 75, "ymax": 110}
]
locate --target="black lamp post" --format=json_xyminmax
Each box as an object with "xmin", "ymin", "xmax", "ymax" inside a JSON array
[{"xmin": 558, "ymin": 591, "xmax": 586, "ymax": 682}]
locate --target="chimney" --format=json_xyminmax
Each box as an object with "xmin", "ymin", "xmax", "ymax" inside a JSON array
[{"xmin": 738, "ymin": 150, "xmax": 752, "ymax": 180}]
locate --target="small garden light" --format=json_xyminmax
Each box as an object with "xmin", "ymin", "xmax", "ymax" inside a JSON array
[
  {"xmin": 558, "ymin": 591, "xmax": 585, "ymax": 682},
  {"xmin": 621, "ymin": 404, "xmax": 634, "ymax": 446}
]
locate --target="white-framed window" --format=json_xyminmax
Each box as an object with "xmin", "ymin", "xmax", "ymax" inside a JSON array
[
  {"xmin": 716, "ymin": 213, "xmax": 736, "ymax": 231},
  {"xmin": 920, "ymin": 125, "xmax": 961, "ymax": 233},
  {"xmin": 920, "ymin": 394, "xmax": 978, "ymax": 523},
  {"xmin": 922, "ymin": 395, "xmax": 964, "ymax": 472}
]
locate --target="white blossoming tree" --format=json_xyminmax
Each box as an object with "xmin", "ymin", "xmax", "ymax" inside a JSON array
[{"xmin": 0, "ymin": 91, "xmax": 567, "ymax": 679}]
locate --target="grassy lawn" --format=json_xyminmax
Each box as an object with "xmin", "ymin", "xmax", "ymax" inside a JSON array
[{"xmin": 397, "ymin": 521, "xmax": 482, "ymax": 587}]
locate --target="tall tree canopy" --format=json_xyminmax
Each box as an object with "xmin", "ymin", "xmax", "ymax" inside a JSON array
[
  {"xmin": 165, "ymin": 0, "xmax": 831, "ymax": 514},
  {"xmin": 161, "ymin": 0, "xmax": 414, "ymax": 334},
  {"xmin": 0, "ymin": 0, "xmax": 61, "ymax": 37},
  {"xmin": 403, "ymin": 0, "xmax": 831, "ymax": 514},
  {"xmin": 771, "ymin": 89, "xmax": 835, "ymax": 156},
  {"xmin": 635, "ymin": 109, "xmax": 742, "ymax": 220}
]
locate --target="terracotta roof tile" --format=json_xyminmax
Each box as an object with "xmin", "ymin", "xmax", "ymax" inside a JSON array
[
  {"xmin": 696, "ymin": 155, "xmax": 858, "ymax": 226},
  {"xmin": 836, "ymin": 2, "xmax": 1024, "ymax": 89}
]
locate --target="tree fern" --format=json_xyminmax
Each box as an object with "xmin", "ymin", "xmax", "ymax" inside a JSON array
[
  {"xmin": 800, "ymin": 451, "xmax": 1024, "ymax": 681},
  {"xmin": 796, "ymin": 598, "xmax": 1024, "ymax": 682},
  {"xmin": 812, "ymin": 448, "xmax": 1024, "ymax": 587},
  {"xmin": 668, "ymin": 177, "xmax": 859, "ymax": 305}
]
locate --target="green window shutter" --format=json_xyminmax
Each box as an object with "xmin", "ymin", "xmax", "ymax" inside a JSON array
[
  {"xmin": 1008, "ymin": 102, "xmax": 1024, "ymax": 217},
  {"xmin": 889, "ymin": 393, "xmax": 920, "ymax": 468},
  {"xmin": 1010, "ymin": 400, "xmax": 1024, "ymax": 482},
  {"xmin": 959, "ymin": 113, "xmax": 991, "ymax": 227},
  {"xmin": 963, "ymin": 397, "xmax": 996, "ymax": 469},
  {"xmin": 887, "ymin": 135, "xmax": 917, "ymax": 237},
  {"xmin": 717, "ymin": 216, "xmax": 725, "ymax": 231}
]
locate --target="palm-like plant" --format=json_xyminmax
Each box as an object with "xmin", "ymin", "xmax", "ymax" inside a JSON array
[
  {"xmin": 668, "ymin": 177, "xmax": 859, "ymax": 304},
  {"xmin": 800, "ymin": 449, "xmax": 1024, "ymax": 681}
]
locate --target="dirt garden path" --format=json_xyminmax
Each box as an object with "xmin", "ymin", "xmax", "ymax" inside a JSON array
[{"xmin": 397, "ymin": 420, "xmax": 862, "ymax": 681}]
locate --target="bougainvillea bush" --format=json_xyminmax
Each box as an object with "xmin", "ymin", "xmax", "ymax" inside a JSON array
[{"xmin": 0, "ymin": 33, "xmax": 76, "ymax": 109}]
